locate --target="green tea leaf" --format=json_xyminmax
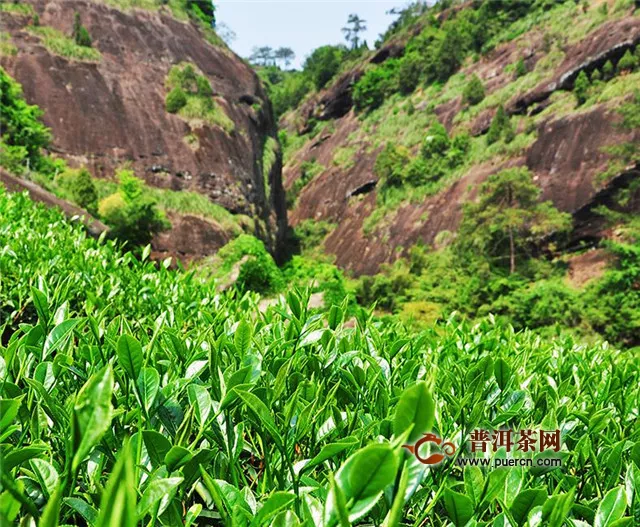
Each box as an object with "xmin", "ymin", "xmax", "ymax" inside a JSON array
[
  {"xmin": 137, "ymin": 477, "xmax": 183, "ymax": 519},
  {"xmin": 95, "ymin": 442, "xmax": 137, "ymax": 527},
  {"xmin": 72, "ymin": 366, "xmax": 114, "ymax": 473},
  {"xmin": 137, "ymin": 367, "xmax": 160, "ymax": 413},
  {"xmin": 494, "ymin": 358, "xmax": 511, "ymax": 390},
  {"xmin": 595, "ymin": 486, "xmax": 627, "ymax": 527},
  {"xmin": 510, "ymin": 488, "xmax": 546, "ymax": 526},
  {"xmin": 443, "ymin": 488, "xmax": 474, "ymax": 527},
  {"xmin": 393, "ymin": 381, "xmax": 435, "ymax": 443},
  {"xmin": 117, "ymin": 334, "xmax": 143, "ymax": 381}
]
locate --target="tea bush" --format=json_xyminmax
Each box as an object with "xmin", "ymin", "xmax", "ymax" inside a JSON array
[{"xmin": 0, "ymin": 189, "xmax": 639, "ymax": 525}]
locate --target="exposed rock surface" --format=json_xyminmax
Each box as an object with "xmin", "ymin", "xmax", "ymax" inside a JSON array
[{"xmin": 0, "ymin": 0, "xmax": 287, "ymax": 258}]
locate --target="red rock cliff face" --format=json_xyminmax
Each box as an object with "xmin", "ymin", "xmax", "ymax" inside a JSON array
[
  {"xmin": 283, "ymin": 13, "xmax": 640, "ymax": 276},
  {"xmin": 0, "ymin": 0, "xmax": 287, "ymax": 258}
]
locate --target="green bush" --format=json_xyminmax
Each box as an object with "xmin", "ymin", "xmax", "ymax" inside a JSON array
[
  {"xmin": 353, "ymin": 60, "xmax": 399, "ymax": 112},
  {"xmin": 196, "ymin": 74, "xmax": 213, "ymax": 96},
  {"xmin": 590, "ymin": 68, "xmax": 602, "ymax": 82},
  {"xmin": 98, "ymin": 169, "xmax": 169, "ymax": 246},
  {"xmin": 421, "ymin": 121, "xmax": 451, "ymax": 160},
  {"xmin": 397, "ymin": 52, "xmax": 422, "ymax": 94},
  {"xmin": 0, "ymin": 67, "xmax": 51, "ymax": 173},
  {"xmin": 603, "ymin": 59, "xmax": 614, "ymax": 79},
  {"xmin": 514, "ymin": 57, "xmax": 527, "ymax": 78},
  {"xmin": 72, "ymin": 12, "xmax": 92, "ymax": 47},
  {"xmin": 375, "ymin": 143, "xmax": 410, "ymax": 188},
  {"xmin": 574, "ymin": 70, "xmax": 590, "ymax": 105},
  {"xmin": 486, "ymin": 104, "xmax": 513, "ymax": 144},
  {"xmin": 617, "ymin": 49, "xmax": 638, "ymax": 73},
  {"xmin": 302, "ymin": 45, "xmax": 345, "ymax": 90},
  {"xmin": 56, "ymin": 167, "xmax": 99, "ymax": 214},
  {"xmin": 217, "ymin": 234, "xmax": 283, "ymax": 294},
  {"xmin": 462, "ymin": 74, "xmax": 485, "ymax": 105},
  {"xmin": 286, "ymin": 160, "xmax": 324, "ymax": 207},
  {"xmin": 165, "ymin": 87, "xmax": 188, "ymax": 113}
]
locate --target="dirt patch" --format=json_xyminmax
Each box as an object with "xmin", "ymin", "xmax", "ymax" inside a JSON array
[{"xmin": 566, "ymin": 249, "xmax": 611, "ymax": 287}]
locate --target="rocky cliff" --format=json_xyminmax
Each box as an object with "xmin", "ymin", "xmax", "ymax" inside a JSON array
[
  {"xmin": 282, "ymin": 3, "xmax": 640, "ymax": 275},
  {"xmin": 0, "ymin": 0, "xmax": 287, "ymax": 259}
]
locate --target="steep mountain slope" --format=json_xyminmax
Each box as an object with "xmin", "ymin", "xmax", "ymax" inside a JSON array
[
  {"xmin": 0, "ymin": 0, "xmax": 287, "ymax": 259},
  {"xmin": 282, "ymin": 1, "xmax": 640, "ymax": 275}
]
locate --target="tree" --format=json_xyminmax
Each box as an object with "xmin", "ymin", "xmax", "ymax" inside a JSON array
[
  {"xmin": 303, "ymin": 45, "xmax": 344, "ymax": 90},
  {"xmin": 72, "ymin": 12, "xmax": 92, "ymax": 47},
  {"xmin": 602, "ymin": 59, "xmax": 614, "ymax": 79},
  {"xmin": 617, "ymin": 49, "xmax": 638, "ymax": 73},
  {"xmin": 459, "ymin": 167, "xmax": 571, "ymax": 273},
  {"xmin": 574, "ymin": 70, "xmax": 590, "ymax": 105},
  {"xmin": 514, "ymin": 57, "xmax": 527, "ymax": 78},
  {"xmin": 216, "ymin": 22, "xmax": 236, "ymax": 45},
  {"xmin": 486, "ymin": 104, "xmax": 513, "ymax": 144},
  {"xmin": 342, "ymin": 14, "xmax": 367, "ymax": 50},
  {"xmin": 274, "ymin": 47, "xmax": 295, "ymax": 68},
  {"xmin": 463, "ymin": 74, "xmax": 485, "ymax": 105},
  {"xmin": 250, "ymin": 46, "xmax": 275, "ymax": 66}
]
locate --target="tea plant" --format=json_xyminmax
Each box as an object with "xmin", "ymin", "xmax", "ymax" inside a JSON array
[{"xmin": 0, "ymin": 189, "xmax": 639, "ymax": 526}]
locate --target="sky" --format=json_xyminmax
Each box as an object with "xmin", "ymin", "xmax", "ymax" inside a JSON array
[{"xmin": 215, "ymin": 1, "xmax": 404, "ymax": 69}]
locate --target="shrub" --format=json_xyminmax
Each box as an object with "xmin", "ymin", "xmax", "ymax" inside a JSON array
[
  {"xmin": 375, "ymin": 143, "xmax": 410, "ymax": 188},
  {"xmin": 602, "ymin": 59, "xmax": 614, "ymax": 79},
  {"xmin": 486, "ymin": 104, "xmax": 513, "ymax": 144},
  {"xmin": 574, "ymin": 70, "xmax": 590, "ymax": 105},
  {"xmin": 165, "ymin": 87, "xmax": 188, "ymax": 113},
  {"xmin": 32, "ymin": 14, "xmax": 40, "ymax": 27},
  {"xmin": 217, "ymin": 234, "xmax": 283, "ymax": 294},
  {"xmin": 421, "ymin": 121, "xmax": 450, "ymax": 160},
  {"xmin": 56, "ymin": 168, "xmax": 98, "ymax": 214},
  {"xmin": 590, "ymin": 68, "xmax": 602, "ymax": 82},
  {"xmin": 514, "ymin": 57, "xmax": 527, "ymax": 78},
  {"xmin": 303, "ymin": 45, "xmax": 345, "ymax": 90},
  {"xmin": 72, "ymin": 13, "xmax": 92, "ymax": 47},
  {"xmin": 397, "ymin": 52, "xmax": 422, "ymax": 94},
  {"xmin": 196, "ymin": 74, "xmax": 213, "ymax": 96},
  {"xmin": 0, "ymin": 67, "xmax": 51, "ymax": 172},
  {"xmin": 617, "ymin": 49, "xmax": 638, "ymax": 72},
  {"xmin": 98, "ymin": 169, "xmax": 169, "ymax": 246},
  {"xmin": 353, "ymin": 60, "xmax": 399, "ymax": 112},
  {"xmin": 462, "ymin": 74, "xmax": 485, "ymax": 105}
]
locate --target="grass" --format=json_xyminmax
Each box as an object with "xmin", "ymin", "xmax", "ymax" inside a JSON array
[
  {"xmin": 28, "ymin": 26, "xmax": 101, "ymax": 62},
  {"xmin": 0, "ymin": 32, "xmax": 17, "ymax": 57},
  {"xmin": 92, "ymin": 177, "xmax": 244, "ymax": 235},
  {"xmin": 178, "ymin": 96, "xmax": 235, "ymax": 133},
  {"xmin": 0, "ymin": 2, "xmax": 35, "ymax": 15},
  {"xmin": 332, "ymin": 145, "xmax": 357, "ymax": 169},
  {"xmin": 262, "ymin": 136, "xmax": 278, "ymax": 202}
]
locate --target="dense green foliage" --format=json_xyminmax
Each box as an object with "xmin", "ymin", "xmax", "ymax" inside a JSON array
[
  {"xmin": 0, "ymin": 67, "xmax": 51, "ymax": 174},
  {"xmin": 98, "ymin": 169, "xmax": 169, "ymax": 246},
  {"xmin": 1, "ymin": 189, "xmax": 639, "ymax": 526},
  {"xmin": 72, "ymin": 12, "xmax": 92, "ymax": 48},
  {"xmin": 463, "ymin": 74, "xmax": 485, "ymax": 105},
  {"xmin": 55, "ymin": 168, "xmax": 99, "ymax": 214}
]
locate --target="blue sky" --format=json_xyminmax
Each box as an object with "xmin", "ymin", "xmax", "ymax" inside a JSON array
[{"xmin": 215, "ymin": 1, "xmax": 403, "ymax": 69}]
